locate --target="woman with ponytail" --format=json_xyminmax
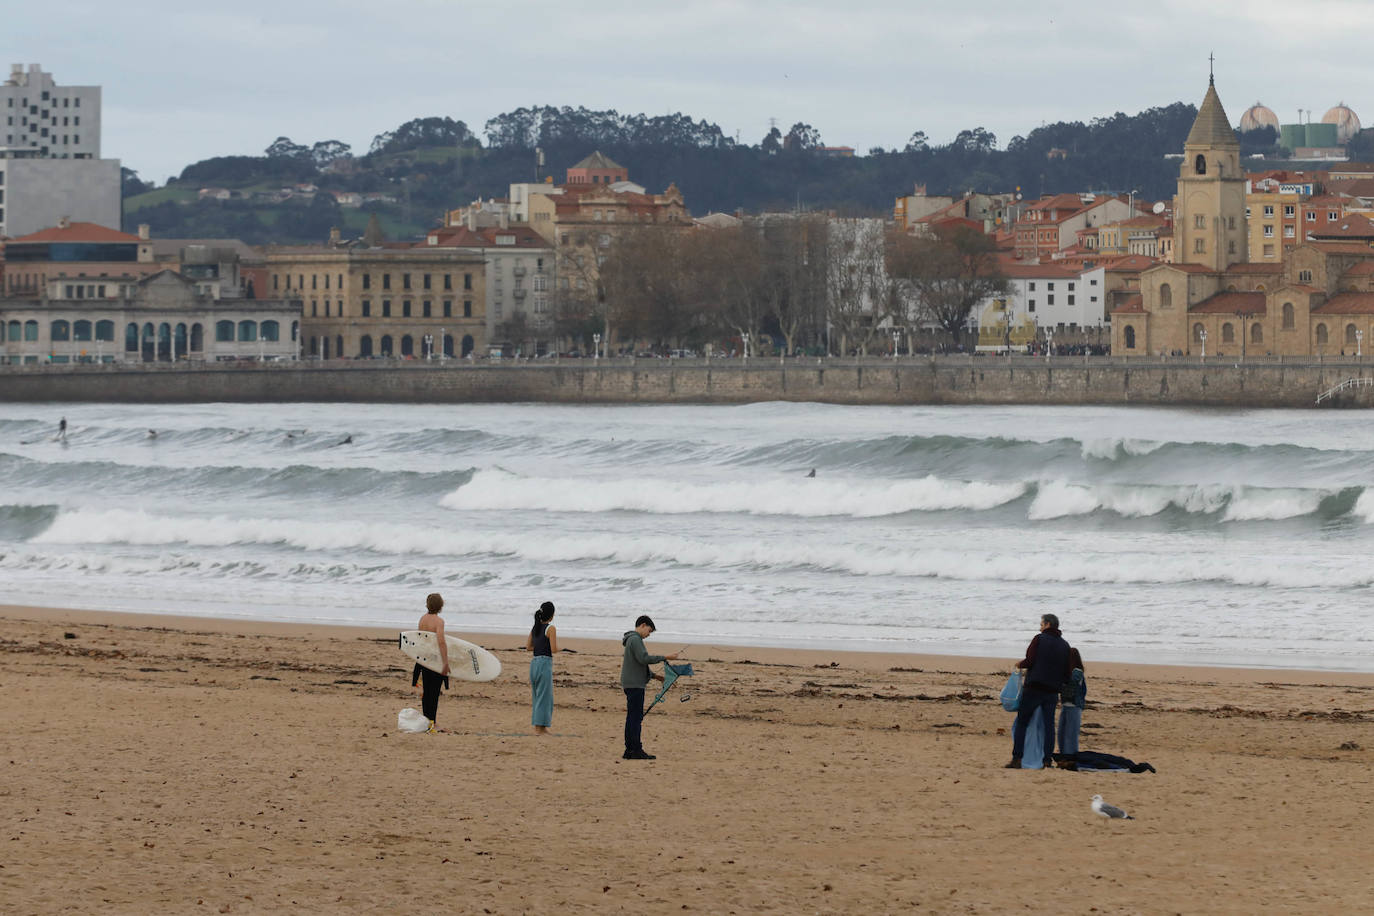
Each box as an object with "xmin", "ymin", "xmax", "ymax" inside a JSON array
[{"xmin": 525, "ymin": 601, "xmax": 558, "ymax": 735}]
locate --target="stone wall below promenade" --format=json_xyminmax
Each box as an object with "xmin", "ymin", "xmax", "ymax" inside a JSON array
[{"xmin": 2, "ymin": 357, "xmax": 1374, "ymax": 408}]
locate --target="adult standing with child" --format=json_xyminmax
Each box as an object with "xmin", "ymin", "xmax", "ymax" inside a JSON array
[
  {"xmin": 526, "ymin": 601, "xmax": 558, "ymax": 735},
  {"xmin": 1006, "ymin": 613, "xmax": 1072, "ymax": 769},
  {"xmin": 1056, "ymin": 648, "xmax": 1087, "ymax": 768}
]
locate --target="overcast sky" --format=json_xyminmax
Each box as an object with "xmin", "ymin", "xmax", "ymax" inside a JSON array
[{"xmin": 8, "ymin": 0, "xmax": 1374, "ymax": 185}]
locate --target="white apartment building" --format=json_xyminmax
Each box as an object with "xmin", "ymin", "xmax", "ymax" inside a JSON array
[
  {"xmin": 1, "ymin": 64, "xmax": 117, "ymax": 239},
  {"xmin": 2, "ymin": 63, "xmax": 101, "ymax": 159}
]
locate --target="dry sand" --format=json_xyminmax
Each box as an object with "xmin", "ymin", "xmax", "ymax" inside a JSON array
[{"xmin": 2, "ymin": 604, "xmax": 1372, "ymax": 914}]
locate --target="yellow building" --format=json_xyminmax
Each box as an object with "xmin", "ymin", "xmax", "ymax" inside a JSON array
[
  {"xmin": 1244, "ymin": 187, "xmax": 1303, "ymax": 263},
  {"xmin": 264, "ymin": 245, "xmax": 486, "ymax": 359}
]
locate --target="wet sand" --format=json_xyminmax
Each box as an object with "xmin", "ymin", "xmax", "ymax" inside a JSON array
[{"xmin": 2, "ymin": 604, "xmax": 1372, "ymax": 914}]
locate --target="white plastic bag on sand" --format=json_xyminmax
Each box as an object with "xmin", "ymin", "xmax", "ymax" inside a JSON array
[{"xmin": 397, "ymin": 708, "xmax": 429, "ymax": 733}]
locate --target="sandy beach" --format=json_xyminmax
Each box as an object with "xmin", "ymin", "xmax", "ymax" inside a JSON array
[{"xmin": 2, "ymin": 604, "xmax": 1372, "ymax": 914}]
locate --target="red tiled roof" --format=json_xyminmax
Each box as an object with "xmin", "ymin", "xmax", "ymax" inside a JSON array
[
  {"xmin": 1313, "ymin": 292, "xmax": 1374, "ymax": 314},
  {"xmin": 1342, "ymin": 260, "xmax": 1374, "ymax": 276},
  {"xmin": 1309, "ymin": 213, "xmax": 1374, "ymax": 238},
  {"xmin": 1103, "ymin": 255, "xmax": 1159, "ymax": 271},
  {"xmin": 1226, "ymin": 261, "xmax": 1284, "ymax": 274},
  {"xmin": 1307, "ymin": 240, "xmax": 1374, "ymax": 254},
  {"xmin": 1189, "ymin": 291, "xmax": 1266, "ymax": 314},
  {"xmin": 1150, "ymin": 262, "xmax": 1215, "ymax": 274},
  {"xmin": 12, "ymin": 222, "xmax": 141, "ymax": 244},
  {"xmin": 1111, "ymin": 294, "xmax": 1145, "ymax": 314}
]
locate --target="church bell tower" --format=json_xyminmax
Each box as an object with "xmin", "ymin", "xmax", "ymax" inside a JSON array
[{"xmin": 1174, "ymin": 70, "xmax": 1247, "ymax": 270}]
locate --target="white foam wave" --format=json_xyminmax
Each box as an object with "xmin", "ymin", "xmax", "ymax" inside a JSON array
[
  {"xmin": 1079, "ymin": 437, "xmax": 1165, "ymax": 461},
  {"xmin": 1221, "ymin": 487, "xmax": 1329, "ymax": 522},
  {"xmin": 440, "ymin": 469, "xmax": 1027, "ymax": 517},
  {"xmin": 27, "ymin": 508, "xmax": 1374, "ymax": 590},
  {"xmin": 1028, "ymin": 480, "xmax": 1335, "ymax": 522},
  {"xmin": 1354, "ymin": 489, "xmax": 1374, "ymax": 524}
]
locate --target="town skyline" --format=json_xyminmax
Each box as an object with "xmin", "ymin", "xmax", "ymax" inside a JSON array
[{"xmin": 9, "ymin": 0, "xmax": 1374, "ymax": 185}]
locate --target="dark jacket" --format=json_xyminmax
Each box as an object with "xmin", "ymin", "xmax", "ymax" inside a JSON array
[
  {"xmin": 620, "ymin": 630, "xmax": 665, "ymax": 689},
  {"xmin": 1018, "ymin": 628, "xmax": 1071, "ymax": 693}
]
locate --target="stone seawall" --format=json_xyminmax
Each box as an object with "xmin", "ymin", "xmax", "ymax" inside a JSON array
[{"xmin": 2, "ymin": 358, "xmax": 1373, "ymax": 408}]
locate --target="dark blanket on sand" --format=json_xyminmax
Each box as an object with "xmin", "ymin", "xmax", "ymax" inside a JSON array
[{"xmin": 1064, "ymin": 751, "xmax": 1157, "ymax": 773}]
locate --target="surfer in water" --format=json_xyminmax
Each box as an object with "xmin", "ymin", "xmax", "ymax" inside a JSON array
[
  {"xmin": 411, "ymin": 593, "xmax": 451, "ymax": 734},
  {"xmin": 526, "ymin": 601, "xmax": 557, "ymax": 735},
  {"xmin": 58, "ymin": 417, "xmax": 67, "ymax": 440}
]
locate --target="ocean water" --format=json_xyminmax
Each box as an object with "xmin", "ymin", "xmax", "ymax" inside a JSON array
[{"xmin": 1, "ymin": 401, "xmax": 1372, "ymax": 671}]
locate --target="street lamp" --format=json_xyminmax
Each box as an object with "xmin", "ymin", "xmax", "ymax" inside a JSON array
[
  {"xmin": 1357, "ymin": 329, "xmax": 1364, "ymax": 359},
  {"xmin": 439, "ymin": 327, "xmax": 446, "ymax": 360},
  {"xmin": 593, "ymin": 332, "xmax": 601, "ymax": 362},
  {"xmin": 423, "ymin": 333, "xmax": 434, "ymax": 361},
  {"xmin": 891, "ymin": 329, "xmax": 899, "ymax": 359},
  {"xmin": 1045, "ymin": 327, "xmax": 1054, "ymax": 362},
  {"xmin": 742, "ymin": 332, "xmax": 751, "ymax": 361},
  {"xmin": 1199, "ymin": 328, "xmax": 1207, "ymax": 361}
]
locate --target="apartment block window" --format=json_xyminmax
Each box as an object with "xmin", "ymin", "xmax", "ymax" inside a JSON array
[
  {"xmin": 1068, "ymin": 295, "xmax": 1075, "ymax": 305},
  {"xmin": 1068, "ymin": 282, "xmax": 1075, "ymax": 291},
  {"xmin": 1299, "ymin": 269, "xmax": 1313, "ymax": 283},
  {"xmin": 1028, "ymin": 300, "xmax": 1036, "ymax": 312},
  {"xmin": 1263, "ymin": 243, "xmax": 1275, "ymax": 258},
  {"xmin": 1029, "ymin": 282, "xmax": 1036, "ymax": 291},
  {"xmin": 1194, "ymin": 239, "xmax": 1206, "ymax": 253},
  {"xmin": 273, "ymin": 275, "xmax": 279, "ymax": 290},
  {"xmin": 361, "ymin": 300, "xmax": 371, "ymax": 317},
  {"xmin": 423, "ymin": 274, "xmax": 431, "ymax": 290},
  {"xmin": 1228, "ymin": 217, "xmax": 1236, "ymax": 229},
  {"xmin": 383, "ymin": 274, "xmax": 391, "ymax": 290},
  {"xmin": 324, "ymin": 302, "xmax": 330, "ymax": 317},
  {"xmin": 1263, "ymin": 225, "xmax": 1274, "ymax": 238},
  {"xmin": 443, "ymin": 300, "xmax": 452, "ymax": 317},
  {"xmin": 1329, "ymin": 212, "xmax": 1338, "ymax": 221},
  {"xmin": 1090, "ymin": 296, "xmax": 1098, "ymax": 303},
  {"xmin": 312, "ymin": 275, "xmax": 317, "ymax": 290},
  {"xmin": 1307, "ymin": 211, "xmax": 1316, "ymax": 221},
  {"xmin": 1048, "ymin": 294, "xmax": 1055, "ymax": 305},
  {"xmin": 463, "ymin": 300, "xmax": 472, "ymax": 317},
  {"xmin": 443, "ymin": 274, "xmax": 452, "ymax": 290},
  {"xmin": 338, "ymin": 274, "xmax": 343, "ymax": 289},
  {"xmin": 1284, "ymin": 205, "xmax": 1295, "ymax": 217},
  {"xmin": 324, "ymin": 274, "xmax": 330, "ymax": 290},
  {"xmin": 464, "ymin": 274, "xmax": 472, "ymax": 290},
  {"xmin": 1194, "ymin": 215, "xmax": 1205, "ymax": 229},
  {"xmin": 382, "ymin": 300, "xmax": 391, "ymax": 317},
  {"xmin": 1048, "ymin": 282, "xmax": 1055, "ymax": 291},
  {"xmin": 422, "ymin": 300, "xmax": 431, "ymax": 318},
  {"xmin": 298, "ymin": 275, "xmax": 304, "ymax": 289},
  {"xmin": 1263, "ymin": 205, "xmax": 1274, "ymax": 217},
  {"xmin": 362, "ymin": 274, "xmax": 371, "ymax": 290},
  {"xmin": 402, "ymin": 301, "xmax": 412, "ymax": 318},
  {"xmin": 311, "ymin": 302, "xmax": 317, "ymax": 317},
  {"xmin": 403, "ymin": 274, "xmax": 411, "ymax": 290},
  {"xmin": 1245, "ymin": 207, "xmax": 1252, "ymax": 218},
  {"xmin": 1284, "ymin": 226, "xmax": 1295, "ymax": 238},
  {"xmin": 1090, "ymin": 278, "xmax": 1098, "ymax": 286}
]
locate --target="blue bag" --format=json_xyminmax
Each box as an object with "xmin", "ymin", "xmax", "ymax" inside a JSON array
[{"xmin": 999, "ymin": 671, "xmax": 1023, "ymax": 712}]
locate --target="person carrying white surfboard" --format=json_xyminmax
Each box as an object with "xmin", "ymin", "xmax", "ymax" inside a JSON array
[
  {"xmin": 410, "ymin": 593, "xmax": 451, "ymax": 734},
  {"xmin": 526, "ymin": 601, "xmax": 557, "ymax": 735},
  {"xmin": 620, "ymin": 615, "xmax": 680, "ymax": 760}
]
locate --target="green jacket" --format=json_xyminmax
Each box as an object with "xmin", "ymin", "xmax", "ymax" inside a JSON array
[{"xmin": 620, "ymin": 630, "xmax": 665, "ymax": 688}]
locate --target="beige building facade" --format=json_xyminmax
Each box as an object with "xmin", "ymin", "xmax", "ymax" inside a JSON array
[{"xmin": 265, "ymin": 246, "xmax": 486, "ymax": 359}]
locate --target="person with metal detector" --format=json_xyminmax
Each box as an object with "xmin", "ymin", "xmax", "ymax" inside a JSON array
[{"xmin": 619, "ymin": 615, "xmax": 681, "ymax": 760}]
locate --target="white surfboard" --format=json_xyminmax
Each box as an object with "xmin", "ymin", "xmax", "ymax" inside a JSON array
[{"xmin": 399, "ymin": 630, "xmax": 501, "ymax": 682}]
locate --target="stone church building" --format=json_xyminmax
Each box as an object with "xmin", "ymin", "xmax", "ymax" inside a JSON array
[{"xmin": 1113, "ymin": 77, "xmax": 1374, "ymax": 358}]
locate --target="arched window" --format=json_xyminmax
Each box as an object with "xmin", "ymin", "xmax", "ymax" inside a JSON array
[
  {"xmin": 443, "ymin": 334, "xmax": 454, "ymax": 357},
  {"xmin": 1251, "ymin": 323, "xmax": 1263, "ymax": 344},
  {"xmin": 25, "ymin": 320, "xmax": 40, "ymax": 341},
  {"xmin": 1193, "ymin": 323, "xmax": 1205, "ymax": 342},
  {"xmin": 381, "ymin": 335, "xmax": 393, "ymax": 357},
  {"xmin": 73, "ymin": 320, "xmax": 92, "ymax": 342},
  {"xmin": 1347, "ymin": 323, "xmax": 1359, "ymax": 346},
  {"xmin": 1222, "ymin": 323, "xmax": 1235, "ymax": 343},
  {"xmin": 1159, "ymin": 283, "xmax": 1172, "ymax": 309},
  {"xmin": 190, "ymin": 324, "xmax": 204, "ymax": 351},
  {"xmin": 260, "ymin": 320, "xmax": 280, "ymax": 342},
  {"xmin": 1124, "ymin": 326, "xmax": 1136, "ymax": 349},
  {"xmin": 7, "ymin": 320, "xmax": 19, "ymax": 342},
  {"xmin": 360, "ymin": 335, "xmax": 374, "ymax": 358},
  {"xmin": 461, "ymin": 334, "xmax": 475, "ymax": 356},
  {"xmin": 216, "ymin": 320, "xmax": 235, "ymax": 342},
  {"xmin": 401, "ymin": 335, "xmax": 414, "ymax": 356},
  {"xmin": 1282, "ymin": 303, "xmax": 1295, "ymax": 329},
  {"xmin": 1195, "ymin": 154, "xmax": 1207, "ymax": 175},
  {"xmin": 175, "ymin": 323, "xmax": 188, "ymax": 356},
  {"xmin": 1316, "ymin": 324, "xmax": 1329, "ymax": 345},
  {"xmin": 125, "ymin": 322, "xmax": 139, "ymax": 351},
  {"xmin": 238, "ymin": 320, "xmax": 257, "ymax": 342},
  {"xmin": 96, "ymin": 320, "xmax": 115, "ymax": 342},
  {"xmin": 51, "ymin": 320, "xmax": 71, "ymax": 342}
]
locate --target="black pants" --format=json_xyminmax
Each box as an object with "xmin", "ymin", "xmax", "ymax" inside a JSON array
[
  {"xmin": 623, "ymin": 687, "xmax": 645, "ymax": 753},
  {"xmin": 415, "ymin": 665, "xmax": 447, "ymax": 723}
]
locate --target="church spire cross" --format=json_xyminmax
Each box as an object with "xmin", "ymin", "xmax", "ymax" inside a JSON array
[{"xmin": 1209, "ymin": 52, "xmax": 1215, "ymax": 85}]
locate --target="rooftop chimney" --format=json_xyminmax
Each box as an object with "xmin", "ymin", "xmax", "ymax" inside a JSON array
[
  {"xmin": 329, "ymin": 226, "xmax": 341, "ymax": 246},
  {"xmin": 58, "ymin": 216, "xmax": 70, "ymax": 230},
  {"xmin": 137, "ymin": 223, "xmax": 150, "ymax": 240}
]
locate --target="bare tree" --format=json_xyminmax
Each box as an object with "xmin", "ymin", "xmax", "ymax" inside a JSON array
[
  {"xmin": 826, "ymin": 218, "xmax": 893, "ymax": 356},
  {"xmin": 888, "ymin": 224, "xmax": 1006, "ymax": 348}
]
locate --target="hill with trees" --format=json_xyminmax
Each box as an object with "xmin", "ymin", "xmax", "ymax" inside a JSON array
[{"xmin": 124, "ymin": 101, "xmax": 1234, "ymax": 244}]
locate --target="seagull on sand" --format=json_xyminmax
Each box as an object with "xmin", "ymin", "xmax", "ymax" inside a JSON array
[{"xmin": 1091, "ymin": 794, "xmax": 1134, "ymax": 821}]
